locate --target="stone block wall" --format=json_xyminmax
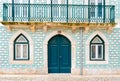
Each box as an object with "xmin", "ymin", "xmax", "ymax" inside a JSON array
[
  {"xmin": 0, "ymin": 24, "xmax": 119, "ymax": 75},
  {"xmin": 0, "ymin": 0, "xmax": 120, "ymax": 75}
]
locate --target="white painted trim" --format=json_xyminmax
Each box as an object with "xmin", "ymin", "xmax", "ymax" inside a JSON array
[
  {"xmin": 9, "ymin": 30, "xmax": 34, "ymax": 64},
  {"xmin": 43, "ymin": 31, "xmax": 78, "ymax": 74},
  {"xmin": 86, "ymin": 31, "xmax": 109, "ymax": 64}
]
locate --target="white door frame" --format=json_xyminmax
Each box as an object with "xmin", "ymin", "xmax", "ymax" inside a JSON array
[{"xmin": 43, "ymin": 31, "xmax": 80, "ymax": 75}]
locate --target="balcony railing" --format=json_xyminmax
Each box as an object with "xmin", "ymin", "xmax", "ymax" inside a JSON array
[{"xmin": 3, "ymin": 3, "xmax": 115, "ymax": 23}]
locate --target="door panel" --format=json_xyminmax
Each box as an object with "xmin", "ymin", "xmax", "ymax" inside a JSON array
[
  {"xmin": 48, "ymin": 36, "xmax": 59, "ymax": 73},
  {"xmin": 60, "ymin": 45, "xmax": 71, "ymax": 73},
  {"xmin": 48, "ymin": 35, "xmax": 71, "ymax": 73},
  {"xmin": 48, "ymin": 45, "xmax": 59, "ymax": 73}
]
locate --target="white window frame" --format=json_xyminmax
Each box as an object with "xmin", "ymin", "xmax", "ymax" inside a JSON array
[
  {"xmin": 9, "ymin": 30, "xmax": 34, "ymax": 64},
  {"xmin": 86, "ymin": 31, "xmax": 109, "ymax": 64}
]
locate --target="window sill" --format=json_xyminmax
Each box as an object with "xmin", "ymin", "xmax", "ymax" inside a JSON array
[
  {"xmin": 90, "ymin": 59, "xmax": 105, "ymax": 61},
  {"xmin": 86, "ymin": 60, "xmax": 108, "ymax": 64},
  {"xmin": 14, "ymin": 59, "xmax": 29, "ymax": 60},
  {"xmin": 10, "ymin": 60, "xmax": 33, "ymax": 64}
]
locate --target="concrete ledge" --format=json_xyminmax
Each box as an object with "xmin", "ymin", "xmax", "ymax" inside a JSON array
[
  {"xmin": 0, "ymin": 74, "xmax": 120, "ymax": 81},
  {"xmin": 83, "ymin": 69, "xmax": 120, "ymax": 75},
  {"xmin": 0, "ymin": 68, "xmax": 48, "ymax": 74},
  {"xmin": 0, "ymin": 68, "xmax": 120, "ymax": 75}
]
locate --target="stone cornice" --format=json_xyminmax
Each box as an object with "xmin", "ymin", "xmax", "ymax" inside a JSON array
[{"xmin": 0, "ymin": 21, "xmax": 116, "ymax": 33}]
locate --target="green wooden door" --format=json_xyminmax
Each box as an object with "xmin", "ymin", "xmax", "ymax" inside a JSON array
[{"xmin": 48, "ymin": 35, "xmax": 71, "ymax": 73}]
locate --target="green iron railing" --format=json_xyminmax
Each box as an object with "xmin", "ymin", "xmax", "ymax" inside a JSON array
[{"xmin": 3, "ymin": 3, "xmax": 115, "ymax": 23}]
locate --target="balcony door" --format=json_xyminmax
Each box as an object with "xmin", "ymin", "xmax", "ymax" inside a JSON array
[
  {"xmin": 52, "ymin": 0, "xmax": 67, "ymax": 22},
  {"xmin": 89, "ymin": 0, "xmax": 105, "ymax": 22}
]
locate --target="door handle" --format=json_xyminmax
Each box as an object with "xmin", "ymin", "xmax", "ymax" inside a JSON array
[{"xmin": 59, "ymin": 56, "xmax": 62, "ymax": 58}]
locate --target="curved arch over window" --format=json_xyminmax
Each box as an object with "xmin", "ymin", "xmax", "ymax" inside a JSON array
[
  {"xmin": 90, "ymin": 35, "xmax": 104, "ymax": 61},
  {"xmin": 14, "ymin": 34, "xmax": 29, "ymax": 60}
]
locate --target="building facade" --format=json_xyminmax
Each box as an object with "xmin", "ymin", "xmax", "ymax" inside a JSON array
[{"xmin": 0, "ymin": 0, "xmax": 119, "ymax": 75}]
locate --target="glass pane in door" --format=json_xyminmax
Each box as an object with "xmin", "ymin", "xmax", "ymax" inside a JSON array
[
  {"xmin": 52, "ymin": 0, "xmax": 58, "ymax": 4},
  {"xmin": 98, "ymin": 0, "xmax": 102, "ymax": 17},
  {"xmin": 90, "ymin": 0, "xmax": 95, "ymax": 18}
]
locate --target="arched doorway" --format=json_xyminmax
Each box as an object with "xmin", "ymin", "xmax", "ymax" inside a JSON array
[{"xmin": 48, "ymin": 34, "xmax": 71, "ymax": 73}]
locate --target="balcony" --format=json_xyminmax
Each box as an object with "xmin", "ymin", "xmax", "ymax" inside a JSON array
[{"xmin": 1, "ymin": 3, "xmax": 115, "ymax": 32}]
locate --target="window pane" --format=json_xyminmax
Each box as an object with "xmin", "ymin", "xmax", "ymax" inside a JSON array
[
  {"xmin": 16, "ymin": 35, "xmax": 27, "ymax": 42},
  {"xmin": 21, "ymin": 0, "xmax": 29, "ymax": 3},
  {"xmin": 16, "ymin": 44, "xmax": 21, "ymax": 59},
  {"xmin": 60, "ymin": 8, "xmax": 66, "ymax": 17},
  {"xmin": 98, "ymin": 0, "xmax": 102, "ymax": 3},
  {"xmin": 15, "ymin": 7, "xmax": 20, "ymax": 17},
  {"xmin": 90, "ymin": 8, "xmax": 95, "ymax": 17},
  {"xmin": 53, "ymin": 0, "xmax": 58, "ymax": 4},
  {"xmin": 53, "ymin": 7, "xmax": 59, "ymax": 17},
  {"xmin": 23, "ymin": 7, "xmax": 28, "ymax": 17},
  {"xmin": 14, "ymin": 0, "xmax": 20, "ymax": 3},
  {"xmin": 90, "ymin": 0, "xmax": 95, "ymax": 17},
  {"xmin": 98, "ymin": 45, "xmax": 103, "ymax": 58},
  {"xmin": 92, "ymin": 37, "xmax": 103, "ymax": 43},
  {"xmin": 90, "ymin": 0, "xmax": 95, "ymax": 5},
  {"xmin": 98, "ymin": 1, "xmax": 102, "ymax": 17},
  {"xmin": 61, "ymin": 0, "xmax": 66, "ymax": 4},
  {"xmin": 14, "ymin": 0, "xmax": 29, "ymax": 3},
  {"xmin": 23, "ymin": 44, "xmax": 28, "ymax": 59},
  {"xmin": 91, "ymin": 45, "xmax": 96, "ymax": 58}
]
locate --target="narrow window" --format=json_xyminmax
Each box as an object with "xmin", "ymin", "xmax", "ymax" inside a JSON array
[
  {"xmin": 90, "ymin": 35, "xmax": 104, "ymax": 61},
  {"xmin": 14, "ymin": 34, "xmax": 29, "ymax": 60}
]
